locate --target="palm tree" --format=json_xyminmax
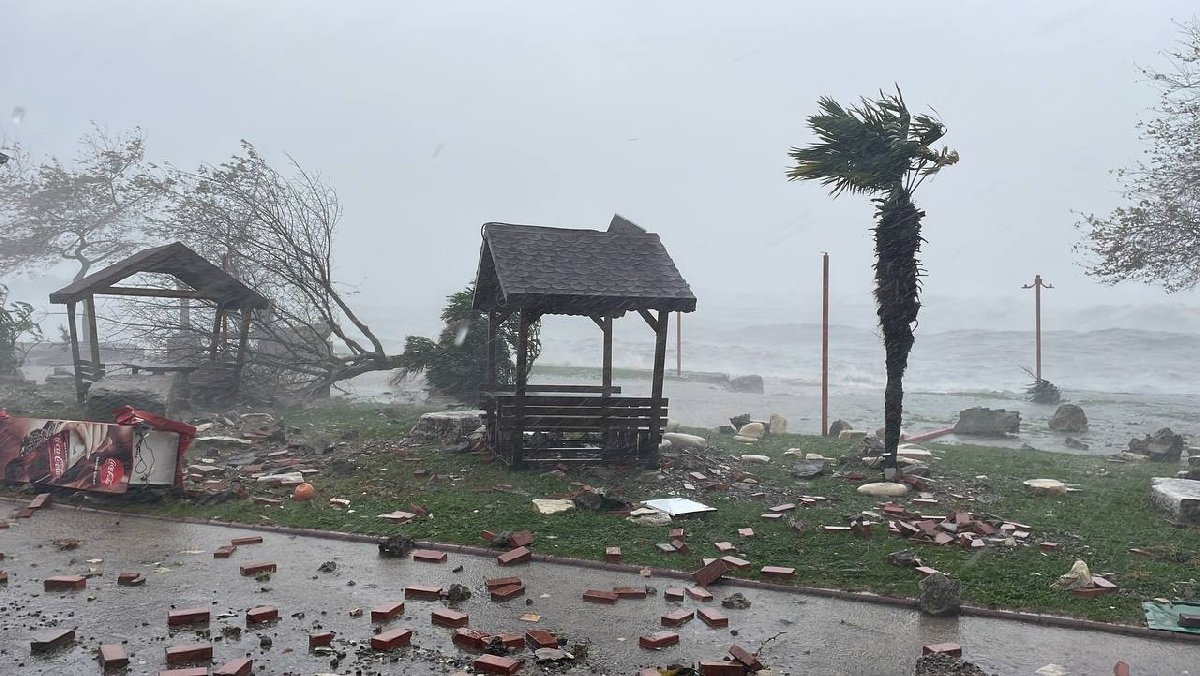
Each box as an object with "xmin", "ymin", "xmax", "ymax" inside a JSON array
[{"xmin": 787, "ymin": 88, "xmax": 958, "ymax": 475}]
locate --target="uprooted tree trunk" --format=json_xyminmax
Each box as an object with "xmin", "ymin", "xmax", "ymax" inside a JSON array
[{"xmin": 120, "ymin": 142, "xmax": 404, "ymax": 399}]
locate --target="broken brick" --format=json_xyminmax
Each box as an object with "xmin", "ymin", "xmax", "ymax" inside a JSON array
[
  {"xmin": 165, "ymin": 643, "xmax": 213, "ymax": 664},
  {"xmin": 28, "ymin": 493, "xmax": 51, "ymax": 510},
  {"xmin": 729, "ymin": 644, "xmax": 764, "ymax": 670},
  {"xmin": 309, "ymin": 631, "xmax": 335, "ymax": 648},
  {"xmin": 412, "ymin": 549, "xmax": 448, "ymax": 563},
  {"xmin": 117, "ymin": 572, "xmax": 145, "ymax": 586},
  {"xmin": 933, "ymin": 533, "xmax": 955, "ymax": 546},
  {"xmin": 230, "ymin": 535, "xmax": 262, "ymax": 545},
  {"xmin": 379, "ymin": 511, "xmax": 417, "ymax": 523},
  {"xmin": 671, "ymin": 539, "xmax": 690, "ymax": 554},
  {"xmin": 582, "ymin": 590, "xmax": 619, "ymax": 604},
  {"xmin": 329, "ymin": 498, "xmax": 351, "ymax": 508},
  {"xmin": 453, "ymin": 628, "xmax": 491, "ymax": 651},
  {"xmin": 1178, "ymin": 613, "xmax": 1200, "ymax": 628},
  {"xmin": 371, "ymin": 628, "xmax": 413, "ymax": 651},
  {"xmin": 1039, "ymin": 542, "xmax": 1060, "ymax": 552},
  {"xmin": 661, "ymin": 608, "xmax": 695, "ymax": 627},
  {"xmin": 473, "ymin": 654, "xmax": 524, "ymax": 675},
  {"xmin": 495, "ymin": 632, "xmax": 524, "ymax": 649},
  {"xmin": 721, "ymin": 556, "xmax": 751, "ymax": 571},
  {"xmin": 406, "ymin": 585, "xmax": 444, "ymax": 600},
  {"xmin": 821, "ymin": 526, "xmax": 852, "ymax": 534},
  {"xmin": 1114, "ymin": 662, "xmax": 1131, "ymax": 676},
  {"xmin": 525, "ymin": 630, "xmax": 558, "ymax": 649},
  {"xmin": 655, "ymin": 543, "xmax": 677, "ymax": 554},
  {"xmin": 761, "ymin": 512, "xmax": 784, "ymax": 520},
  {"xmin": 44, "ymin": 575, "xmax": 86, "ymax": 591},
  {"xmin": 14, "ymin": 508, "xmax": 34, "ymax": 518},
  {"xmin": 490, "ymin": 584, "xmax": 525, "ymax": 601},
  {"xmin": 760, "ymin": 565, "xmax": 796, "ymax": 578},
  {"xmin": 698, "ymin": 607, "xmax": 729, "ymax": 628},
  {"xmin": 213, "ymin": 545, "xmax": 238, "ymax": 559},
  {"xmin": 168, "ymin": 608, "xmax": 210, "ymax": 626},
  {"xmin": 98, "ymin": 643, "xmax": 129, "ymax": 668},
  {"xmin": 699, "ymin": 661, "xmax": 745, "ymax": 676},
  {"xmin": 613, "ymin": 586, "xmax": 649, "ymax": 599},
  {"xmin": 692, "ymin": 558, "xmax": 730, "ymax": 587},
  {"xmin": 639, "ymin": 631, "xmax": 680, "ymax": 649},
  {"xmin": 480, "ymin": 529, "xmax": 498, "ymax": 541},
  {"xmin": 686, "ymin": 586, "xmax": 714, "ymax": 601},
  {"xmin": 664, "ymin": 587, "xmax": 686, "ymax": 601},
  {"xmin": 669, "ymin": 527, "xmax": 686, "ymax": 539},
  {"xmin": 689, "ymin": 471, "xmax": 708, "ymax": 481},
  {"xmin": 605, "ymin": 546, "xmax": 622, "ymax": 563},
  {"xmin": 213, "ymin": 658, "xmax": 253, "ymax": 676},
  {"xmin": 915, "ymin": 566, "xmax": 939, "ymax": 578},
  {"xmin": 372, "ymin": 601, "xmax": 406, "ymax": 622},
  {"xmin": 737, "ymin": 528, "xmax": 755, "ymax": 538},
  {"xmin": 485, "ymin": 576, "xmax": 521, "ymax": 589},
  {"xmin": 497, "ymin": 546, "xmax": 531, "ymax": 566},
  {"xmin": 30, "ymin": 628, "xmax": 75, "ymax": 653},
  {"xmin": 246, "ymin": 605, "xmax": 279, "ymax": 624},
  {"xmin": 239, "ymin": 561, "xmax": 276, "ymax": 576},
  {"xmin": 923, "ymin": 643, "xmax": 963, "ymax": 657},
  {"xmin": 714, "ymin": 542, "xmax": 736, "ymax": 553},
  {"xmin": 509, "ymin": 530, "xmax": 534, "ymax": 548},
  {"xmin": 0, "ymin": 571, "xmax": 7, "ymax": 584},
  {"xmin": 432, "ymin": 608, "xmax": 469, "ymax": 628}
]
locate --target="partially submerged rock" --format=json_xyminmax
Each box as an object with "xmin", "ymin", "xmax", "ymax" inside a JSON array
[
  {"xmin": 727, "ymin": 374, "xmax": 765, "ymax": 394},
  {"xmin": 827, "ymin": 420, "xmax": 852, "ymax": 437},
  {"xmin": 953, "ymin": 408, "xmax": 1019, "ymax": 436},
  {"xmin": 1048, "ymin": 404, "xmax": 1088, "ymax": 433},
  {"xmin": 1130, "ymin": 428, "xmax": 1184, "ymax": 463},
  {"xmin": 918, "ymin": 572, "xmax": 961, "ymax": 616}
]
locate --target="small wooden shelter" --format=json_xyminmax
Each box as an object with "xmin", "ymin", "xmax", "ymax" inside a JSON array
[
  {"xmin": 48, "ymin": 242, "xmax": 271, "ymax": 404},
  {"xmin": 473, "ymin": 215, "xmax": 696, "ymax": 468}
]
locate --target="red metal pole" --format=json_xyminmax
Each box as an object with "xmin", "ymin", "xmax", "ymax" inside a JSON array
[{"xmin": 821, "ymin": 252, "xmax": 829, "ymax": 437}]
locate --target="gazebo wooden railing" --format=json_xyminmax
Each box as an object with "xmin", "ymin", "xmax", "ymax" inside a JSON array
[{"xmin": 472, "ymin": 216, "xmax": 695, "ymax": 468}]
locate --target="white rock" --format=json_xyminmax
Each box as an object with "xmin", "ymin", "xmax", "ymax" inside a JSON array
[
  {"xmin": 662, "ymin": 432, "xmax": 706, "ymax": 450},
  {"xmin": 1035, "ymin": 665, "xmax": 1068, "ymax": 676},
  {"xmin": 856, "ymin": 482, "xmax": 910, "ymax": 497},
  {"xmin": 733, "ymin": 435, "xmax": 757, "ymax": 443},
  {"xmin": 532, "ymin": 499, "xmax": 575, "ymax": 515},
  {"xmin": 805, "ymin": 453, "xmax": 833, "ymax": 461},
  {"xmin": 1150, "ymin": 477, "xmax": 1200, "ymax": 526},
  {"xmin": 658, "ymin": 440, "xmax": 673, "ymax": 452},
  {"xmin": 768, "ymin": 413, "xmax": 788, "ymax": 436},
  {"xmin": 782, "ymin": 448, "xmax": 804, "ymax": 458},
  {"xmin": 1023, "ymin": 478, "xmax": 1067, "ymax": 496},
  {"xmin": 740, "ymin": 454, "xmax": 770, "ymax": 464},
  {"xmin": 737, "ymin": 422, "xmax": 766, "ymax": 440},
  {"xmin": 839, "ymin": 430, "xmax": 868, "ymax": 441},
  {"xmin": 897, "ymin": 444, "xmax": 933, "ymax": 459}
]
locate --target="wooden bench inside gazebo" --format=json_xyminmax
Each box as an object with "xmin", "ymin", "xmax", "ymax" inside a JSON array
[
  {"xmin": 474, "ymin": 215, "xmax": 696, "ymax": 468},
  {"xmin": 48, "ymin": 242, "xmax": 271, "ymax": 405}
]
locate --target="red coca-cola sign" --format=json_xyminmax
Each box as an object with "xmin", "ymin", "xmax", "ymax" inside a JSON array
[{"xmin": 99, "ymin": 457, "xmax": 124, "ymax": 487}]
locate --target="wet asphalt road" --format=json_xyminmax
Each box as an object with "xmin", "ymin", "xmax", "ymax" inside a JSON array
[{"xmin": 0, "ymin": 502, "xmax": 1196, "ymax": 675}]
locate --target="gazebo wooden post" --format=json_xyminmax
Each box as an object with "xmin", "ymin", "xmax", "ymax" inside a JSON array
[
  {"xmin": 208, "ymin": 303, "xmax": 226, "ymax": 360},
  {"xmin": 486, "ymin": 312, "xmax": 499, "ymax": 390},
  {"xmin": 84, "ymin": 295, "xmax": 103, "ymax": 380},
  {"xmin": 66, "ymin": 301, "xmax": 85, "ymax": 405},
  {"xmin": 511, "ymin": 309, "xmax": 531, "ymax": 468},
  {"xmin": 597, "ymin": 315, "xmax": 614, "ymax": 455},
  {"xmin": 233, "ymin": 309, "xmax": 253, "ymax": 392},
  {"xmin": 648, "ymin": 309, "xmax": 669, "ymax": 465}
]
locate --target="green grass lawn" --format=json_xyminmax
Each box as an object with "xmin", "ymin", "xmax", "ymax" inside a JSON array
[{"xmin": 13, "ymin": 399, "xmax": 1198, "ymax": 625}]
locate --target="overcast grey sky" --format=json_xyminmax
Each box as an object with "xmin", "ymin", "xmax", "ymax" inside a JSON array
[{"xmin": 3, "ymin": 0, "xmax": 1198, "ymax": 337}]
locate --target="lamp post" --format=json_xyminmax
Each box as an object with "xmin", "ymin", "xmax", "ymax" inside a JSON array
[{"xmin": 1021, "ymin": 275, "xmax": 1053, "ymax": 380}]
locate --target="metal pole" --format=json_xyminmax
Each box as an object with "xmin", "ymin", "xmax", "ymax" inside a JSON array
[
  {"xmin": 675, "ymin": 311, "xmax": 682, "ymax": 377},
  {"xmin": 821, "ymin": 252, "xmax": 830, "ymax": 437},
  {"xmin": 1022, "ymin": 275, "xmax": 1053, "ymax": 380}
]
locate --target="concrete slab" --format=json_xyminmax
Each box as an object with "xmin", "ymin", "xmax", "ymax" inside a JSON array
[{"xmin": 1151, "ymin": 477, "xmax": 1200, "ymax": 525}]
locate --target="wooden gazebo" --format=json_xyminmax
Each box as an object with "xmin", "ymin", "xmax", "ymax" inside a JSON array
[
  {"xmin": 473, "ymin": 215, "xmax": 696, "ymax": 468},
  {"xmin": 48, "ymin": 242, "xmax": 271, "ymax": 404}
]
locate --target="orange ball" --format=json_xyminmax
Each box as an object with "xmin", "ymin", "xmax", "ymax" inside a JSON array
[{"xmin": 292, "ymin": 482, "xmax": 315, "ymax": 501}]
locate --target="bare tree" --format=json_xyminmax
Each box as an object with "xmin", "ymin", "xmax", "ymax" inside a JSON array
[
  {"xmin": 1076, "ymin": 19, "xmax": 1200, "ymax": 291},
  {"xmin": 0, "ymin": 125, "xmax": 171, "ymax": 281},
  {"xmin": 147, "ymin": 142, "xmax": 402, "ymax": 397}
]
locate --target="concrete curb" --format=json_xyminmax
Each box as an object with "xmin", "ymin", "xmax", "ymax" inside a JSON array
[{"xmin": 6, "ymin": 496, "xmax": 1199, "ymax": 645}]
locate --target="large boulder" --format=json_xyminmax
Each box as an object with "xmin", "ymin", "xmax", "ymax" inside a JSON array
[
  {"xmin": 953, "ymin": 408, "xmax": 1020, "ymax": 436},
  {"xmin": 918, "ymin": 572, "xmax": 961, "ymax": 616},
  {"xmin": 1048, "ymin": 404, "xmax": 1088, "ymax": 433},
  {"xmin": 1130, "ymin": 428, "xmax": 1185, "ymax": 463},
  {"xmin": 410, "ymin": 410, "xmax": 484, "ymax": 442},
  {"xmin": 726, "ymin": 375, "xmax": 764, "ymax": 394},
  {"xmin": 827, "ymin": 419, "xmax": 852, "ymax": 437},
  {"xmin": 737, "ymin": 422, "xmax": 766, "ymax": 441},
  {"xmin": 662, "ymin": 432, "xmax": 707, "ymax": 450},
  {"xmin": 790, "ymin": 459, "xmax": 827, "ymax": 479},
  {"xmin": 1150, "ymin": 477, "xmax": 1200, "ymax": 526}
]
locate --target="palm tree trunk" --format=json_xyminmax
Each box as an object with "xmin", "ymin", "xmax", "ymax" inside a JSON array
[{"xmin": 873, "ymin": 189, "xmax": 925, "ymax": 471}]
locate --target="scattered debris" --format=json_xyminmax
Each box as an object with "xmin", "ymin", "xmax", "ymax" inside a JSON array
[
  {"xmin": 316, "ymin": 560, "xmax": 337, "ymax": 573},
  {"xmin": 914, "ymin": 652, "xmax": 994, "ymax": 676},
  {"xmin": 378, "ymin": 535, "xmax": 415, "ymax": 558},
  {"xmin": 918, "ymin": 572, "xmax": 961, "ymax": 616},
  {"xmin": 532, "ymin": 499, "xmax": 575, "ymax": 515},
  {"xmin": 1052, "ymin": 560, "xmax": 1093, "ymax": 590}
]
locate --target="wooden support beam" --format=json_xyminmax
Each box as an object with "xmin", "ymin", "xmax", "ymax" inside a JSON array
[
  {"xmin": 602, "ymin": 316, "xmax": 613, "ymax": 397},
  {"xmin": 512, "ymin": 310, "xmax": 531, "ymax": 468},
  {"xmin": 209, "ymin": 303, "xmax": 225, "ymax": 360},
  {"xmin": 486, "ymin": 312, "xmax": 500, "ymax": 390},
  {"xmin": 637, "ymin": 308, "xmax": 660, "ymax": 332},
  {"xmin": 84, "ymin": 295, "xmax": 103, "ymax": 381},
  {"xmin": 94, "ymin": 286, "xmax": 213, "ymax": 300},
  {"xmin": 66, "ymin": 302, "xmax": 85, "ymax": 405},
  {"xmin": 233, "ymin": 310, "xmax": 253, "ymax": 392},
  {"xmin": 648, "ymin": 309, "xmax": 669, "ymax": 467}
]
